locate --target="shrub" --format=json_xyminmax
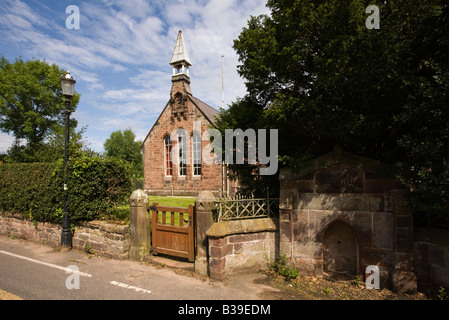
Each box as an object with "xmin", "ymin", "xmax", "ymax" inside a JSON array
[
  {"xmin": 0, "ymin": 163, "xmax": 57, "ymax": 222},
  {"xmin": 50, "ymin": 156, "xmax": 132, "ymax": 222},
  {"xmin": 0, "ymin": 156, "xmax": 132, "ymax": 223},
  {"xmin": 269, "ymin": 252, "xmax": 299, "ymax": 280}
]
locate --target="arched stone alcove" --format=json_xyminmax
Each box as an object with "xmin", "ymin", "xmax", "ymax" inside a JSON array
[{"xmin": 322, "ymin": 220, "xmax": 358, "ymax": 276}]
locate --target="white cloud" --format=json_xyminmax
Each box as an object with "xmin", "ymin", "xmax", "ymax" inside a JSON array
[
  {"xmin": 101, "ymin": 0, "xmax": 158, "ymax": 19},
  {"xmin": 0, "ymin": 0, "xmax": 270, "ymax": 153},
  {"xmin": 0, "ymin": 0, "xmax": 50, "ymax": 30},
  {"xmin": 70, "ymin": 69, "xmax": 104, "ymax": 91},
  {"xmin": 164, "ymin": 0, "xmax": 204, "ymax": 26},
  {"xmin": 96, "ymin": 115, "xmax": 151, "ymax": 144}
]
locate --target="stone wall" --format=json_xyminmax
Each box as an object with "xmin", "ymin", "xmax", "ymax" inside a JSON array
[
  {"xmin": 206, "ymin": 218, "xmax": 278, "ymax": 280},
  {"xmin": 0, "ymin": 212, "xmax": 130, "ymax": 260},
  {"xmin": 278, "ymin": 190, "xmax": 416, "ymax": 292},
  {"xmin": 0, "ymin": 212, "xmax": 61, "ymax": 245},
  {"xmin": 278, "ymin": 149, "xmax": 418, "ymax": 293},
  {"xmin": 414, "ymin": 241, "xmax": 449, "ymax": 294},
  {"xmin": 72, "ymin": 220, "xmax": 129, "ymax": 260}
]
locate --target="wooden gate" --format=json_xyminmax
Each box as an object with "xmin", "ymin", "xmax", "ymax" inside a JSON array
[{"xmin": 150, "ymin": 202, "xmax": 195, "ymax": 262}]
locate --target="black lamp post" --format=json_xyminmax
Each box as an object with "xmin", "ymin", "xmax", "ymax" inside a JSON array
[{"xmin": 60, "ymin": 71, "xmax": 76, "ymax": 249}]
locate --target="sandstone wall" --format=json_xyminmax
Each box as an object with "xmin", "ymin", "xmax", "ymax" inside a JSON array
[
  {"xmin": 206, "ymin": 218, "xmax": 278, "ymax": 280},
  {"xmin": 0, "ymin": 212, "xmax": 130, "ymax": 260}
]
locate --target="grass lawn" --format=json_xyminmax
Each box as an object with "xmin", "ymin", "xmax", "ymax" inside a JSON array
[
  {"xmin": 103, "ymin": 196, "xmax": 196, "ymax": 224},
  {"xmin": 148, "ymin": 195, "xmax": 195, "ymax": 208},
  {"xmin": 148, "ymin": 195, "xmax": 196, "ymax": 225}
]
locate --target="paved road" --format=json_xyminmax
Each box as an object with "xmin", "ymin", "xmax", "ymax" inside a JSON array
[{"xmin": 0, "ymin": 235, "xmax": 271, "ymax": 301}]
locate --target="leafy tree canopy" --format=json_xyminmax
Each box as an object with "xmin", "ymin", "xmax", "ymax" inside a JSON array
[
  {"xmin": 0, "ymin": 56, "xmax": 81, "ymax": 162},
  {"xmin": 220, "ymin": 0, "xmax": 449, "ymax": 215},
  {"xmin": 104, "ymin": 129, "xmax": 143, "ymax": 179}
]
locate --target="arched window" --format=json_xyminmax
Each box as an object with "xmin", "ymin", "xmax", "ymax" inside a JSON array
[
  {"xmin": 164, "ymin": 135, "xmax": 173, "ymax": 177},
  {"xmin": 177, "ymin": 129, "xmax": 187, "ymax": 176},
  {"xmin": 192, "ymin": 131, "xmax": 201, "ymax": 176}
]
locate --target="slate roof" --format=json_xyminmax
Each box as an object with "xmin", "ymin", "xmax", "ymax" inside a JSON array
[{"xmin": 189, "ymin": 95, "xmax": 220, "ymax": 126}]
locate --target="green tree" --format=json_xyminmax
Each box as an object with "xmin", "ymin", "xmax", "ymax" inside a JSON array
[
  {"xmin": 227, "ymin": 0, "xmax": 449, "ymax": 216},
  {"xmin": 104, "ymin": 129, "xmax": 143, "ymax": 187},
  {"xmin": 216, "ymin": 96, "xmax": 278, "ymax": 197},
  {"xmin": 0, "ymin": 56, "xmax": 80, "ymax": 162},
  {"xmin": 33, "ymin": 125, "xmax": 92, "ymax": 163}
]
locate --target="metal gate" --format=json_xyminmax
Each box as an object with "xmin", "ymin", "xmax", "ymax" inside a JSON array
[{"xmin": 150, "ymin": 202, "xmax": 195, "ymax": 262}]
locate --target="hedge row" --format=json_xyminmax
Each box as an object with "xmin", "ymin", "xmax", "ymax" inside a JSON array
[
  {"xmin": 0, "ymin": 156, "xmax": 132, "ymax": 223},
  {"xmin": 0, "ymin": 162, "xmax": 56, "ymax": 221}
]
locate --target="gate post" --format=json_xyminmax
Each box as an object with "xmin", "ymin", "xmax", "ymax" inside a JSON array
[
  {"xmin": 129, "ymin": 189, "xmax": 150, "ymax": 261},
  {"xmin": 195, "ymin": 191, "xmax": 216, "ymax": 276}
]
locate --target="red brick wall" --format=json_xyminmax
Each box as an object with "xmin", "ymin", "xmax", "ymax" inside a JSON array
[{"xmin": 142, "ymin": 86, "xmax": 224, "ymax": 196}]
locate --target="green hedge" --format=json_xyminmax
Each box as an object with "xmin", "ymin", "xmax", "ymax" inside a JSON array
[
  {"xmin": 0, "ymin": 156, "xmax": 132, "ymax": 223},
  {"xmin": 0, "ymin": 162, "xmax": 57, "ymax": 221}
]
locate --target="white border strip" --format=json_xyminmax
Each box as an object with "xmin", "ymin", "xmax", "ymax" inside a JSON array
[
  {"xmin": 110, "ymin": 281, "xmax": 151, "ymax": 294},
  {"xmin": 0, "ymin": 250, "xmax": 92, "ymax": 277}
]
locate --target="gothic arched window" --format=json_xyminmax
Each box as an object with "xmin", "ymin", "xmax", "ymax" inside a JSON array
[
  {"xmin": 192, "ymin": 131, "xmax": 201, "ymax": 176},
  {"xmin": 177, "ymin": 129, "xmax": 187, "ymax": 176},
  {"xmin": 164, "ymin": 135, "xmax": 173, "ymax": 177}
]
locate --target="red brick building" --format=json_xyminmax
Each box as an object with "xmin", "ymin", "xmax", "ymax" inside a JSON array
[{"xmin": 142, "ymin": 31, "xmax": 232, "ymax": 197}]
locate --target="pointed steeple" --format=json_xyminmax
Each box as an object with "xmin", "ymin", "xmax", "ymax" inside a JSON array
[{"xmin": 169, "ymin": 30, "xmax": 192, "ymax": 76}]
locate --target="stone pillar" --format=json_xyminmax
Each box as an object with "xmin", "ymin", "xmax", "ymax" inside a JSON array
[
  {"xmin": 206, "ymin": 218, "xmax": 278, "ymax": 280},
  {"xmin": 129, "ymin": 189, "xmax": 150, "ymax": 261},
  {"xmin": 194, "ymin": 191, "xmax": 216, "ymax": 276},
  {"xmin": 390, "ymin": 189, "xmax": 417, "ymax": 293},
  {"xmin": 278, "ymin": 187, "xmax": 295, "ymax": 262}
]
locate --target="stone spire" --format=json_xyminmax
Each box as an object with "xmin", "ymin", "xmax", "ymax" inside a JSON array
[
  {"xmin": 169, "ymin": 30, "xmax": 192, "ymax": 76},
  {"xmin": 169, "ymin": 30, "xmax": 192, "ymax": 120}
]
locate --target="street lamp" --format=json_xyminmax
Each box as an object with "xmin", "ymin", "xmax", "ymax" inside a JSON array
[{"xmin": 60, "ymin": 71, "xmax": 76, "ymax": 249}]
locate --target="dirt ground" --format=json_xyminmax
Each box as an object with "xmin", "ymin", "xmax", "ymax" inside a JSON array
[
  {"xmin": 257, "ymin": 271, "xmax": 430, "ymax": 300},
  {"xmin": 170, "ymin": 265, "xmax": 431, "ymax": 300}
]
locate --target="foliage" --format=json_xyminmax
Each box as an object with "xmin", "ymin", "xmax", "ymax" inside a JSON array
[
  {"xmin": 104, "ymin": 129, "xmax": 143, "ymax": 189},
  {"xmin": 269, "ymin": 252, "xmax": 299, "ymax": 280},
  {"xmin": 0, "ymin": 56, "xmax": 81, "ymax": 163},
  {"xmin": 0, "ymin": 163, "xmax": 57, "ymax": 222},
  {"xmin": 51, "ymin": 155, "xmax": 132, "ymax": 221},
  {"xmin": 32, "ymin": 125, "xmax": 92, "ymax": 163},
  {"xmin": 104, "ymin": 129, "xmax": 142, "ymax": 167},
  {"xmin": 215, "ymin": 96, "xmax": 279, "ymax": 197},
  {"xmin": 0, "ymin": 156, "xmax": 132, "ymax": 223},
  {"xmin": 228, "ymin": 0, "xmax": 449, "ymax": 215},
  {"xmin": 437, "ymin": 286, "xmax": 449, "ymax": 300}
]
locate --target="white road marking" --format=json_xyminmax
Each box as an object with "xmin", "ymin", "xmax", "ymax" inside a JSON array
[
  {"xmin": 110, "ymin": 281, "xmax": 151, "ymax": 294},
  {"xmin": 0, "ymin": 249, "xmax": 151, "ymax": 295},
  {"xmin": 0, "ymin": 250, "xmax": 92, "ymax": 277}
]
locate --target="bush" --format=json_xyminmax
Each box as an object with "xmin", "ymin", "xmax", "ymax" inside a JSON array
[
  {"xmin": 0, "ymin": 156, "xmax": 132, "ymax": 223},
  {"xmin": 51, "ymin": 156, "xmax": 132, "ymax": 221},
  {"xmin": 0, "ymin": 163, "xmax": 57, "ymax": 222}
]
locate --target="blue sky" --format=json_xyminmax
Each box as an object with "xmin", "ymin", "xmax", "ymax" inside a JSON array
[{"xmin": 0, "ymin": 0, "xmax": 269, "ymax": 153}]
